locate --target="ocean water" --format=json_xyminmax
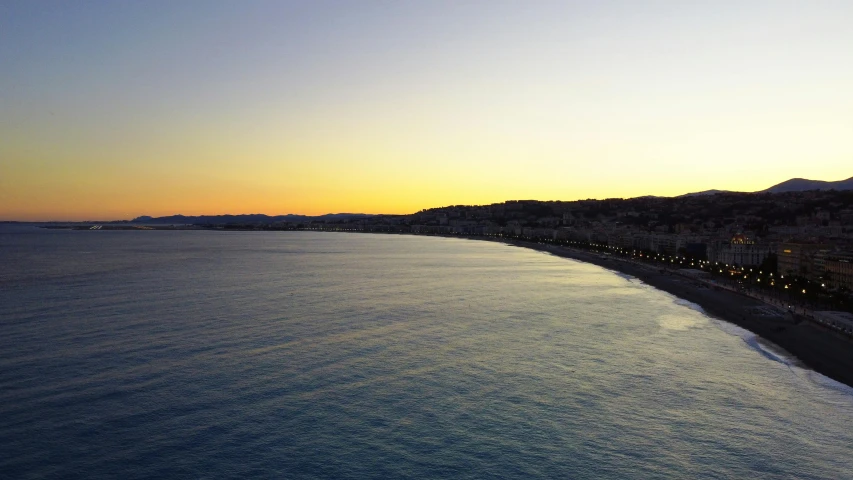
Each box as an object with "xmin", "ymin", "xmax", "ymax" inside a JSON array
[{"xmin": 1, "ymin": 227, "xmax": 852, "ymax": 479}]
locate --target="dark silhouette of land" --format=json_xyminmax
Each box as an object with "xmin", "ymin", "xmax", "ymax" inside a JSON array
[{"xmin": 678, "ymin": 175, "xmax": 853, "ymax": 197}]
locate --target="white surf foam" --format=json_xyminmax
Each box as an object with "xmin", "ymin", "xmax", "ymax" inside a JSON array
[
  {"xmin": 611, "ymin": 271, "xmax": 636, "ymax": 281},
  {"xmin": 672, "ymin": 298, "xmax": 706, "ymax": 315},
  {"xmin": 802, "ymin": 369, "xmax": 853, "ymax": 398}
]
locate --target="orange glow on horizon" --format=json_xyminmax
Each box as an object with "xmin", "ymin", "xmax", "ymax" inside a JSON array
[{"xmin": 3, "ymin": 2, "xmax": 852, "ymax": 221}]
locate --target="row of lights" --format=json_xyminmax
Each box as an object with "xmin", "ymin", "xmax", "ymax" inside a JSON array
[
  {"xmin": 427, "ymin": 232, "xmax": 838, "ymax": 300},
  {"xmin": 551, "ymin": 238, "xmax": 831, "ymax": 296}
]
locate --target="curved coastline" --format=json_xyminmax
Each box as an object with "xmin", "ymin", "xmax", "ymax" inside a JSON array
[
  {"xmin": 41, "ymin": 225, "xmax": 852, "ymax": 389},
  {"xmin": 451, "ymin": 234, "xmax": 853, "ymax": 390}
]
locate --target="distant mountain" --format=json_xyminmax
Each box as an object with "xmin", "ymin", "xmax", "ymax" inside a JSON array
[
  {"xmin": 678, "ymin": 189, "xmax": 730, "ymax": 198},
  {"xmin": 130, "ymin": 213, "xmax": 374, "ymax": 224},
  {"xmin": 678, "ymin": 176, "xmax": 853, "ymax": 197},
  {"xmin": 761, "ymin": 176, "xmax": 853, "ymax": 193}
]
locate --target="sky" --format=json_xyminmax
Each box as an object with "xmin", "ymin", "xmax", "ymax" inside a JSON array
[{"xmin": 2, "ymin": 1, "xmax": 852, "ymax": 220}]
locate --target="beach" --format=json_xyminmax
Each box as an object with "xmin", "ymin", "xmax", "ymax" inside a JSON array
[{"xmin": 473, "ymin": 236, "xmax": 853, "ymax": 389}]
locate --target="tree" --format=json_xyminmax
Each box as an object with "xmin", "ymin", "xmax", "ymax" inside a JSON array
[{"xmin": 759, "ymin": 252, "xmax": 778, "ymax": 275}]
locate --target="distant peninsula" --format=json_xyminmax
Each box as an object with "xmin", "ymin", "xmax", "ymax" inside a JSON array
[{"xmin": 130, "ymin": 213, "xmax": 375, "ymax": 225}]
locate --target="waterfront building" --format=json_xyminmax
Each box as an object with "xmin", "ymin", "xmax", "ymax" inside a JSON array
[
  {"xmin": 823, "ymin": 253, "xmax": 853, "ymax": 291},
  {"xmin": 777, "ymin": 242, "xmax": 833, "ymax": 278},
  {"xmin": 707, "ymin": 234, "xmax": 772, "ymax": 266}
]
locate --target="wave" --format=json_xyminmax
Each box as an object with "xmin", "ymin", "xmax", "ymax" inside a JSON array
[
  {"xmin": 803, "ymin": 370, "xmax": 853, "ymax": 398},
  {"xmin": 669, "ymin": 296, "xmax": 781, "ymax": 364},
  {"xmin": 710, "ymin": 318, "xmax": 795, "ymax": 366},
  {"xmin": 745, "ymin": 336, "xmax": 795, "ymax": 366},
  {"xmin": 709, "ymin": 316, "xmax": 853, "ymax": 402},
  {"xmin": 611, "ymin": 271, "xmax": 636, "ymax": 281},
  {"xmin": 672, "ymin": 298, "xmax": 706, "ymax": 315}
]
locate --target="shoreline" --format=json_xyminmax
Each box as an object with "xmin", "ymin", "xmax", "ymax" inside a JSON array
[
  {"xmin": 24, "ymin": 225, "xmax": 853, "ymax": 389},
  {"xmin": 458, "ymin": 235, "xmax": 853, "ymax": 389}
]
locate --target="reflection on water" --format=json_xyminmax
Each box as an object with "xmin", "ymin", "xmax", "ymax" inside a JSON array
[{"xmin": 1, "ymin": 228, "xmax": 852, "ymax": 479}]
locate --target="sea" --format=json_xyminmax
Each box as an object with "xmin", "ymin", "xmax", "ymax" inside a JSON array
[{"xmin": 1, "ymin": 226, "xmax": 852, "ymax": 479}]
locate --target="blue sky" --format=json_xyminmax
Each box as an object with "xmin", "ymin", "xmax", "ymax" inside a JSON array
[{"xmin": 2, "ymin": 1, "xmax": 852, "ymax": 219}]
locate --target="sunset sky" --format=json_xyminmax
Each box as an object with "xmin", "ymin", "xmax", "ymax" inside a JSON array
[{"xmin": 2, "ymin": 1, "xmax": 852, "ymax": 220}]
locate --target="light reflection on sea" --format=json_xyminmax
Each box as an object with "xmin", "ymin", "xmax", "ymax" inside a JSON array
[{"xmin": 1, "ymin": 228, "xmax": 852, "ymax": 479}]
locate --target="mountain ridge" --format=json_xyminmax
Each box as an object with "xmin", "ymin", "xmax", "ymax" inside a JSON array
[
  {"xmin": 126, "ymin": 176, "xmax": 853, "ymax": 223},
  {"xmin": 678, "ymin": 176, "xmax": 853, "ymax": 197}
]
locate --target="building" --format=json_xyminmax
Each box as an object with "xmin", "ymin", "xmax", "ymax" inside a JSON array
[
  {"xmin": 823, "ymin": 253, "xmax": 853, "ymax": 291},
  {"xmin": 777, "ymin": 242, "xmax": 832, "ymax": 278},
  {"xmin": 707, "ymin": 234, "xmax": 772, "ymax": 266}
]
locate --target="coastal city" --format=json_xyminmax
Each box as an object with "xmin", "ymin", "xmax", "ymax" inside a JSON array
[
  {"xmin": 295, "ymin": 189, "xmax": 853, "ymax": 323},
  {"xmin": 6, "ymin": 1, "xmax": 853, "ymax": 476},
  {"xmin": 52, "ymin": 187, "xmax": 853, "ymax": 328},
  {"xmin": 29, "ymin": 186, "xmax": 853, "ymax": 399}
]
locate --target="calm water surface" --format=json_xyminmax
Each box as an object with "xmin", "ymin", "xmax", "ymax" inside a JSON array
[{"xmin": 1, "ymin": 227, "xmax": 852, "ymax": 479}]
